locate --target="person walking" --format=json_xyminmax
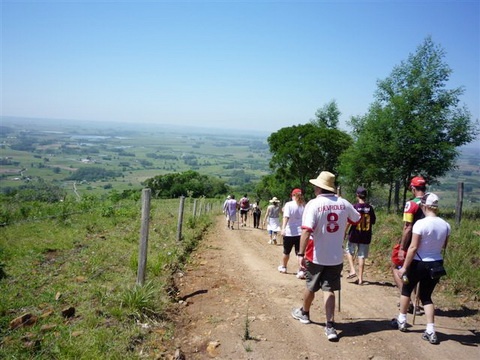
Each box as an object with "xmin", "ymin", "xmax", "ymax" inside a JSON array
[
  {"xmin": 225, "ymin": 194, "xmax": 239, "ymax": 230},
  {"xmin": 278, "ymin": 189, "xmax": 305, "ymax": 277},
  {"xmin": 222, "ymin": 195, "xmax": 231, "ymax": 228},
  {"xmin": 393, "ymin": 193, "xmax": 450, "ymax": 344},
  {"xmin": 392, "ymin": 176, "xmax": 426, "ymax": 312},
  {"xmin": 239, "ymin": 194, "xmax": 250, "ymax": 227},
  {"xmin": 345, "ymin": 186, "xmax": 376, "ymax": 285},
  {"xmin": 263, "ymin": 197, "xmax": 281, "ymax": 244},
  {"xmin": 252, "ymin": 200, "xmax": 262, "ymax": 229},
  {"xmin": 291, "ymin": 171, "xmax": 361, "ymax": 341}
]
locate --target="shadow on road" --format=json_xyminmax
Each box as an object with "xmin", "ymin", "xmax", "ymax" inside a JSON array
[{"xmin": 436, "ymin": 305, "xmax": 479, "ymax": 319}]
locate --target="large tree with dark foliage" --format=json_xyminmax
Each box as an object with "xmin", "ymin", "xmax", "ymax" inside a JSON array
[{"xmin": 266, "ymin": 123, "xmax": 352, "ymax": 198}]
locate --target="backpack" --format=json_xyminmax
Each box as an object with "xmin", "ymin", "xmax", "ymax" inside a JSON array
[{"xmin": 240, "ymin": 198, "xmax": 250, "ymax": 209}]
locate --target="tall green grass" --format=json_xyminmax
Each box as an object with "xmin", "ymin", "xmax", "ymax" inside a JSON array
[
  {"xmin": 0, "ymin": 196, "xmax": 217, "ymax": 359},
  {"xmin": 1, "ymin": 196, "xmax": 478, "ymax": 358},
  {"xmin": 370, "ymin": 209, "xmax": 480, "ymax": 299}
]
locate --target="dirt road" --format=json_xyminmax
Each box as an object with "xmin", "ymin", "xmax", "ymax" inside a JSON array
[{"xmin": 171, "ymin": 216, "xmax": 479, "ymax": 359}]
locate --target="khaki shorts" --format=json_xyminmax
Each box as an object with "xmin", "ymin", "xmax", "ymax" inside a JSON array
[{"xmin": 305, "ymin": 261, "xmax": 343, "ymax": 292}]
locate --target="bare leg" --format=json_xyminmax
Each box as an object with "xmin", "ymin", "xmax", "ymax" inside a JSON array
[
  {"xmin": 347, "ymin": 252, "xmax": 356, "ymax": 275},
  {"xmin": 423, "ymin": 303, "xmax": 435, "ymax": 325},
  {"xmin": 302, "ymin": 288, "xmax": 315, "ymax": 312},
  {"xmin": 324, "ymin": 291, "xmax": 336, "ymax": 323},
  {"xmin": 392, "ymin": 264, "xmax": 403, "ymax": 292},
  {"xmin": 358, "ymin": 257, "xmax": 365, "ymax": 284},
  {"xmin": 399, "ymin": 294, "xmax": 410, "ymax": 315},
  {"xmin": 282, "ymin": 254, "xmax": 289, "ymax": 269}
]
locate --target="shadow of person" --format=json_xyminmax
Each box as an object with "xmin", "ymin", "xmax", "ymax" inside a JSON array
[
  {"xmin": 335, "ymin": 318, "xmax": 398, "ymax": 338},
  {"xmin": 435, "ymin": 305, "xmax": 479, "ymax": 319},
  {"xmin": 365, "ymin": 280, "xmax": 397, "ymax": 287},
  {"xmin": 179, "ymin": 289, "xmax": 208, "ymax": 302}
]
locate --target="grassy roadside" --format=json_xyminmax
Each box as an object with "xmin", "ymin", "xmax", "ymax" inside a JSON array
[
  {"xmin": 1, "ymin": 197, "xmax": 478, "ymax": 359},
  {"xmin": 0, "ymin": 197, "xmax": 218, "ymax": 359},
  {"xmin": 370, "ymin": 210, "xmax": 480, "ymax": 305}
]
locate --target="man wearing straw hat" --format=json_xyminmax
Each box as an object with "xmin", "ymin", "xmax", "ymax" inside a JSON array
[{"xmin": 291, "ymin": 171, "xmax": 361, "ymax": 341}]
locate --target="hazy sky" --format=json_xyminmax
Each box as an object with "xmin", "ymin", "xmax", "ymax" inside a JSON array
[{"xmin": 2, "ymin": 0, "xmax": 479, "ymax": 133}]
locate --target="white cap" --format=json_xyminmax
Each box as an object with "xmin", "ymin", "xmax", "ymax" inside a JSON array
[{"xmin": 421, "ymin": 193, "xmax": 439, "ymax": 207}]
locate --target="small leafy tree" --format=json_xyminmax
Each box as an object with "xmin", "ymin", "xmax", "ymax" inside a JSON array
[
  {"xmin": 311, "ymin": 99, "xmax": 341, "ymax": 129},
  {"xmin": 342, "ymin": 36, "xmax": 478, "ymax": 209}
]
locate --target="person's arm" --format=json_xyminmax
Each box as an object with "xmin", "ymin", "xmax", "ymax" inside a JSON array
[
  {"xmin": 297, "ymin": 228, "xmax": 311, "ymax": 270},
  {"xmin": 398, "ymin": 221, "xmax": 413, "ymax": 262},
  {"xmin": 263, "ymin": 207, "xmax": 270, "ymax": 224},
  {"xmin": 443, "ymin": 235, "xmax": 449, "ymax": 251},
  {"xmin": 400, "ymin": 222, "xmax": 413, "ymax": 250},
  {"xmin": 397, "ymin": 232, "xmax": 420, "ymax": 277},
  {"xmin": 281, "ymin": 216, "xmax": 289, "ymax": 236}
]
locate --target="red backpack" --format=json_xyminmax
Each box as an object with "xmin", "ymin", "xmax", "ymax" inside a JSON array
[{"xmin": 240, "ymin": 198, "xmax": 250, "ymax": 209}]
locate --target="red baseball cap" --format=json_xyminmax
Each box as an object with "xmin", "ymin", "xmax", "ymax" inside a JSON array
[
  {"xmin": 410, "ymin": 176, "xmax": 426, "ymax": 187},
  {"xmin": 291, "ymin": 188, "xmax": 302, "ymax": 196}
]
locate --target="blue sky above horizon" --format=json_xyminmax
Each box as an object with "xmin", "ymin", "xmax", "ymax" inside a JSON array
[{"xmin": 2, "ymin": 0, "xmax": 479, "ymax": 134}]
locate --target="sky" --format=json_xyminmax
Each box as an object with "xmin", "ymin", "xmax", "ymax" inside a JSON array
[{"xmin": 1, "ymin": 0, "xmax": 479, "ymax": 134}]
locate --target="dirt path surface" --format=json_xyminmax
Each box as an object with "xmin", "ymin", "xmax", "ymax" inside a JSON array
[{"xmin": 171, "ymin": 216, "xmax": 479, "ymax": 360}]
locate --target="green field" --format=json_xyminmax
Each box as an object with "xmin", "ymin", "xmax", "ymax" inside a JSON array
[
  {"xmin": 0, "ymin": 117, "xmax": 271, "ymax": 197},
  {"xmin": 1, "ymin": 117, "xmax": 479, "ymax": 210}
]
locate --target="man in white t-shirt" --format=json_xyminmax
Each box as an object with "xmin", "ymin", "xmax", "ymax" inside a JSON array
[{"xmin": 291, "ymin": 171, "xmax": 361, "ymax": 341}]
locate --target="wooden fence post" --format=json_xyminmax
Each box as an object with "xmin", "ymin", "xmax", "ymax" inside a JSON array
[
  {"xmin": 177, "ymin": 196, "xmax": 185, "ymax": 242},
  {"xmin": 193, "ymin": 199, "xmax": 197, "ymax": 218},
  {"xmin": 136, "ymin": 188, "xmax": 151, "ymax": 286},
  {"xmin": 455, "ymin": 182, "xmax": 464, "ymax": 226}
]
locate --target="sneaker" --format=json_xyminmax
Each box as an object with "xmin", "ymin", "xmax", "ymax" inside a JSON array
[
  {"xmin": 325, "ymin": 326, "xmax": 338, "ymax": 340},
  {"xmin": 422, "ymin": 331, "xmax": 439, "ymax": 344},
  {"xmin": 268, "ymin": 240, "xmax": 273, "ymax": 244},
  {"xmin": 278, "ymin": 265, "xmax": 287, "ymax": 273},
  {"xmin": 291, "ymin": 308, "xmax": 310, "ymax": 324},
  {"xmin": 390, "ymin": 318, "xmax": 407, "ymax": 331},
  {"xmin": 296, "ymin": 270, "xmax": 306, "ymax": 279}
]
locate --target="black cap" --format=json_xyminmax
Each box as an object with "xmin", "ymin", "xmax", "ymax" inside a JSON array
[{"xmin": 356, "ymin": 187, "xmax": 367, "ymax": 196}]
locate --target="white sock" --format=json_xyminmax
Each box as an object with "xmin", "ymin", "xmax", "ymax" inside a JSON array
[
  {"xmin": 398, "ymin": 313, "xmax": 407, "ymax": 323},
  {"xmin": 426, "ymin": 323, "xmax": 435, "ymax": 334}
]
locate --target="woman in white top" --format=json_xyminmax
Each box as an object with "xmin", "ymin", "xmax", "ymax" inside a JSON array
[
  {"xmin": 263, "ymin": 197, "xmax": 281, "ymax": 244},
  {"xmin": 278, "ymin": 189, "xmax": 305, "ymax": 277},
  {"xmin": 395, "ymin": 193, "xmax": 450, "ymax": 344}
]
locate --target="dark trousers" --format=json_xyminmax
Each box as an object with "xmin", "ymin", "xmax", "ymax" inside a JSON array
[{"xmin": 253, "ymin": 212, "xmax": 261, "ymax": 228}]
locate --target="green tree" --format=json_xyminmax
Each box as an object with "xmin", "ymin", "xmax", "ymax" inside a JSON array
[
  {"xmin": 311, "ymin": 99, "xmax": 340, "ymax": 129},
  {"xmin": 143, "ymin": 170, "xmax": 228, "ymax": 198},
  {"xmin": 343, "ymin": 36, "xmax": 478, "ymax": 209},
  {"xmin": 267, "ymin": 123, "xmax": 352, "ymax": 197}
]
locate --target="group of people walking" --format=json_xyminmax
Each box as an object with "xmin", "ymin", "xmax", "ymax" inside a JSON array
[{"xmin": 223, "ymin": 171, "xmax": 449, "ymax": 344}]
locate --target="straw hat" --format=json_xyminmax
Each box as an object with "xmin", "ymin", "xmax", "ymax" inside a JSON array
[
  {"xmin": 309, "ymin": 171, "xmax": 336, "ymax": 192},
  {"xmin": 269, "ymin": 196, "xmax": 280, "ymax": 203}
]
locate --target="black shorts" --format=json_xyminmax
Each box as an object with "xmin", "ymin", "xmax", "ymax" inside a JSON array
[{"xmin": 282, "ymin": 235, "xmax": 300, "ymax": 255}]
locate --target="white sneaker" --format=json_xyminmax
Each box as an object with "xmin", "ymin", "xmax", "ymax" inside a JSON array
[
  {"xmin": 278, "ymin": 265, "xmax": 287, "ymax": 273},
  {"xmin": 325, "ymin": 326, "xmax": 338, "ymax": 340},
  {"xmin": 296, "ymin": 270, "xmax": 305, "ymax": 279}
]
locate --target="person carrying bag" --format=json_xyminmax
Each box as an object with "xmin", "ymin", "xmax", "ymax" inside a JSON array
[{"xmin": 393, "ymin": 193, "xmax": 450, "ymax": 345}]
